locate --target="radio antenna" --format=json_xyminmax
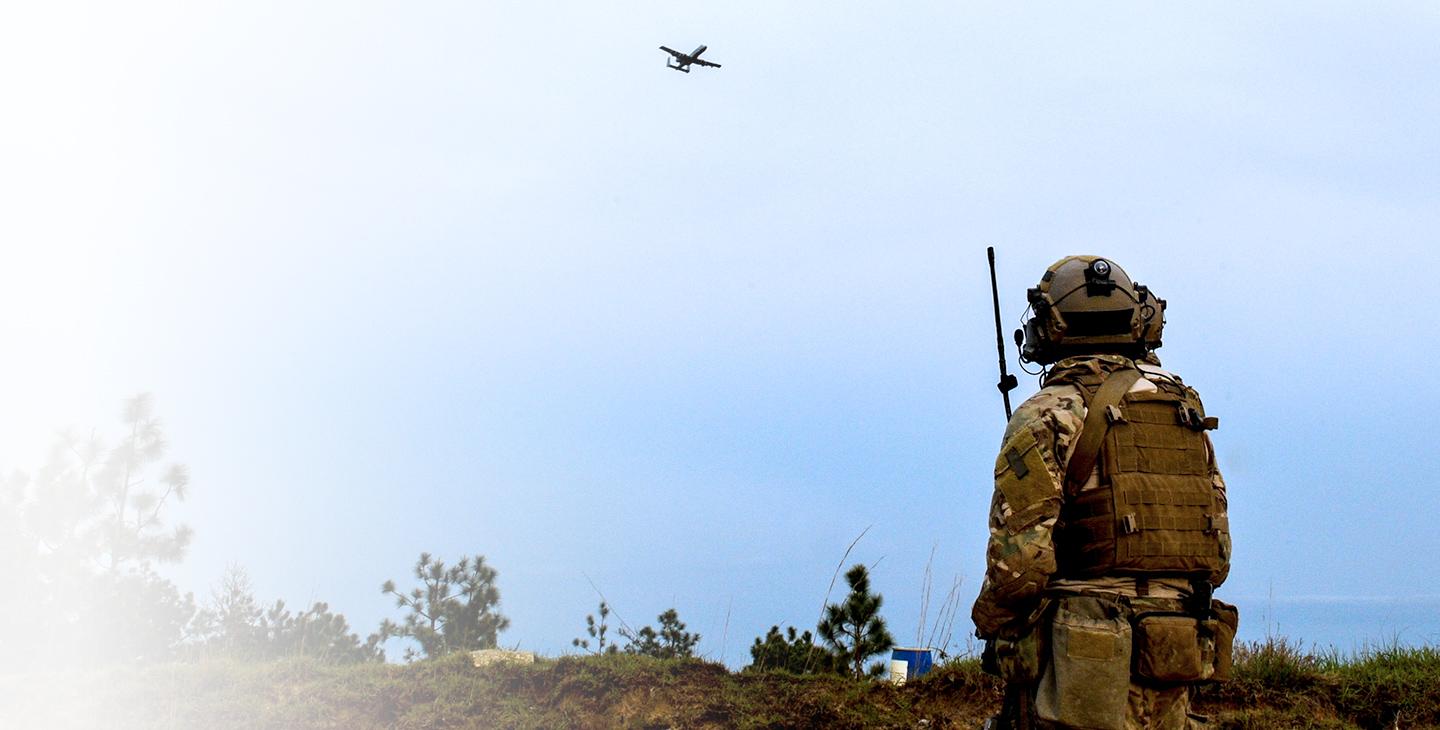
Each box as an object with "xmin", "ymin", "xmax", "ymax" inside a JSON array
[{"xmin": 988, "ymin": 247, "xmax": 1018, "ymax": 420}]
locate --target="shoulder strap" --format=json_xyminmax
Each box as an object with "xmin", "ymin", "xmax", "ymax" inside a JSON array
[{"xmin": 1063, "ymin": 368, "xmax": 1144, "ymax": 495}]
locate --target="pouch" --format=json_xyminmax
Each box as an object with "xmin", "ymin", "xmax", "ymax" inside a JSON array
[
  {"xmin": 1134, "ymin": 614, "xmax": 1206, "ymax": 683},
  {"xmin": 1036, "ymin": 595, "xmax": 1131, "ymax": 730},
  {"xmin": 1207, "ymin": 600, "xmax": 1240, "ymax": 681}
]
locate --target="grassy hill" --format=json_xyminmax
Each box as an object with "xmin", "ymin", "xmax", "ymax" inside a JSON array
[{"xmin": 2, "ymin": 639, "xmax": 1437, "ymax": 729}]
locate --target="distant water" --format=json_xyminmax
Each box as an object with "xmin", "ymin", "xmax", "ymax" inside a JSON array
[{"xmin": 1228, "ymin": 596, "xmax": 1440, "ymax": 653}]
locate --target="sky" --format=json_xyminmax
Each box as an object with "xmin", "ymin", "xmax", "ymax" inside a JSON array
[{"xmin": 2, "ymin": 1, "xmax": 1439, "ymax": 664}]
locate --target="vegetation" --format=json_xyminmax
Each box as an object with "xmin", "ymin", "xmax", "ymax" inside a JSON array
[
  {"xmin": 622, "ymin": 608, "xmax": 701, "ymax": 659},
  {"xmin": 0, "ymin": 394, "xmax": 448, "ymax": 669},
  {"xmin": 818, "ymin": 564, "xmax": 895, "ymax": 679},
  {"xmin": 190, "ymin": 565, "xmax": 383, "ymax": 663},
  {"xmin": 1195, "ymin": 636, "xmax": 1440, "ymax": 729},
  {"xmin": 0, "ymin": 652, "xmax": 998, "ymax": 729},
  {"xmin": 1324, "ymin": 642, "xmax": 1440, "ymax": 728},
  {"xmin": 378, "ymin": 552, "xmax": 510, "ymax": 661},
  {"xmin": 572, "ymin": 600, "xmax": 618, "ymax": 655},
  {"xmin": 10, "ymin": 394, "xmax": 1440, "ymax": 729},
  {"xmin": 3, "ymin": 394, "xmax": 198, "ymax": 667},
  {"xmin": 746, "ymin": 624, "xmax": 839, "ymax": 674},
  {"xmin": 8, "ymin": 640, "xmax": 1439, "ymax": 729}
]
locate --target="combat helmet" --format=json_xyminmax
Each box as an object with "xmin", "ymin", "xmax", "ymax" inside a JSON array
[{"xmin": 1018, "ymin": 255, "xmax": 1165, "ymax": 365}]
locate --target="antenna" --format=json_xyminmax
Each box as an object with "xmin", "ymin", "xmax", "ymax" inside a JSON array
[{"xmin": 988, "ymin": 247, "xmax": 1018, "ymax": 420}]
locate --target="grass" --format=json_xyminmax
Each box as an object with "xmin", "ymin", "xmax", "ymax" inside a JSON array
[
  {"xmin": 1, "ymin": 641, "xmax": 1437, "ymax": 729},
  {"xmin": 1324, "ymin": 642, "xmax": 1440, "ymax": 729},
  {"xmin": 1196, "ymin": 637, "xmax": 1440, "ymax": 729}
]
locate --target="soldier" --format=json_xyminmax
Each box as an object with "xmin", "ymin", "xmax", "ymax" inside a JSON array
[{"xmin": 973, "ymin": 256, "xmax": 1238, "ymax": 730}]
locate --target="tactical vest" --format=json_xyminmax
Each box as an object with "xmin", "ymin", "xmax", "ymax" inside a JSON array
[{"xmin": 1055, "ymin": 367, "xmax": 1228, "ymax": 580}]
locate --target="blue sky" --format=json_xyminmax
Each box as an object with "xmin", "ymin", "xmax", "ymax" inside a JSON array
[{"xmin": 2, "ymin": 1, "xmax": 1438, "ymax": 662}]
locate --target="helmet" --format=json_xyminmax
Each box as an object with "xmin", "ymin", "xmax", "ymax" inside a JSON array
[{"xmin": 1018, "ymin": 255, "xmax": 1165, "ymax": 365}]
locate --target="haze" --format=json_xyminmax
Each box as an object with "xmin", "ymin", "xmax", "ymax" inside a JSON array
[{"xmin": 2, "ymin": 1, "xmax": 1438, "ymax": 664}]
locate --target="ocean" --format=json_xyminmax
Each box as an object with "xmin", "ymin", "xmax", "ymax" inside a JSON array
[{"xmin": 1228, "ymin": 595, "xmax": 1440, "ymax": 653}]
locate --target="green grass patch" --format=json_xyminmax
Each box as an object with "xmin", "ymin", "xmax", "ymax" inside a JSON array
[
  {"xmin": 1198, "ymin": 637, "xmax": 1440, "ymax": 729},
  {"xmin": 1322, "ymin": 642, "xmax": 1440, "ymax": 729}
]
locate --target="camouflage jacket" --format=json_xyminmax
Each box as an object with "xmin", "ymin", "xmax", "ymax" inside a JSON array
[{"xmin": 970, "ymin": 354, "xmax": 1230, "ymax": 638}]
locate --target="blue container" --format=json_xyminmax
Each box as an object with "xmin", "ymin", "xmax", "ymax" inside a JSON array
[{"xmin": 889, "ymin": 647, "xmax": 934, "ymax": 681}]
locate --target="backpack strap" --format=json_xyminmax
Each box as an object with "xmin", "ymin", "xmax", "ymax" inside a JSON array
[{"xmin": 1063, "ymin": 368, "xmax": 1144, "ymax": 495}]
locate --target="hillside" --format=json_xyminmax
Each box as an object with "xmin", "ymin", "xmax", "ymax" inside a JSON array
[{"xmin": 2, "ymin": 640, "xmax": 1438, "ymax": 729}]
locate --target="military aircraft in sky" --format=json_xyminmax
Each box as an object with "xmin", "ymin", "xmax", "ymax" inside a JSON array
[{"xmin": 659, "ymin": 44, "xmax": 721, "ymax": 73}]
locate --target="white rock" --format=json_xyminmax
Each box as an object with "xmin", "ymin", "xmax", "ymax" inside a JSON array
[{"xmin": 470, "ymin": 649, "xmax": 537, "ymax": 668}]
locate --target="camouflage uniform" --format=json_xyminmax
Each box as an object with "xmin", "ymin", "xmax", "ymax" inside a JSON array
[{"xmin": 973, "ymin": 354, "xmax": 1230, "ymax": 730}]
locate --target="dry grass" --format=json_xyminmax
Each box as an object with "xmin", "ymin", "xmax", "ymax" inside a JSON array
[{"xmin": 2, "ymin": 640, "xmax": 1437, "ymax": 729}]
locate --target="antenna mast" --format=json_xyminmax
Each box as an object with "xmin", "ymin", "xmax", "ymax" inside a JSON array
[{"xmin": 988, "ymin": 247, "xmax": 1018, "ymax": 420}]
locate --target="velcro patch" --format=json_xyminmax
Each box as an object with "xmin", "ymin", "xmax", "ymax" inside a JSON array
[
  {"xmin": 994, "ymin": 427, "xmax": 1054, "ymax": 518},
  {"xmin": 1067, "ymin": 627, "xmax": 1117, "ymax": 661},
  {"xmin": 1006, "ymin": 447, "xmax": 1029, "ymax": 480}
]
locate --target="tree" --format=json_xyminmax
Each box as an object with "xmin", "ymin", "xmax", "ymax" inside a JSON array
[
  {"xmin": 192, "ymin": 565, "xmax": 382, "ymax": 663},
  {"xmin": 572, "ymin": 600, "xmax": 618, "ymax": 655},
  {"xmin": 0, "ymin": 470, "xmax": 45, "ymax": 668},
  {"xmin": 745, "ymin": 625, "xmax": 839, "ymax": 674},
  {"xmin": 623, "ymin": 608, "xmax": 700, "ymax": 659},
  {"xmin": 25, "ymin": 394, "xmax": 193, "ymax": 573},
  {"xmin": 196, "ymin": 565, "xmax": 265, "ymax": 657},
  {"xmin": 378, "ymin": 552, "xmax": 509, "ymax": 660},
  {"xmin": 3, "ymin": 394, "xmax": 198, "ymax": 667},
  {"xmin": 3, "ymin": 394, "xmax": 384, "ymax": 668},
  {"xmin": 256, "ymin": 600, "xmax": 383, "ymax": 663},
  {"xmin": 817, "ymin": 564, "xmax": 894, "ymax": 679}
]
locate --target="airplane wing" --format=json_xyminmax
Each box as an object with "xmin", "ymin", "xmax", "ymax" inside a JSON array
[
  {"xmin": 692, "ymin": 58, "xmax": 721, "ymax": 68},
  {"xmin": 659, "ymin": 46, "xmax": 686, "ymax": 59}
]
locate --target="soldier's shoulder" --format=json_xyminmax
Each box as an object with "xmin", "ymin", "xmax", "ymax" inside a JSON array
[
  {"xmin": 1016, "ymin": 382, "xmax": 1086, "ymax": 413},
  {"xmin": 1137, "ymin": 360, "xmax": 1181, "ymax": 382},
  {"xmin": 1137, "ymin": 362, "xmax": 1207, "ymax": 401},
  {"xmin": 1004, "ymin": 383, "xmax": 1086, "ymax": 443}
]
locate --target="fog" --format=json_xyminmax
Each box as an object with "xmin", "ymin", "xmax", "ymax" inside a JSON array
[{"xmin": 2, "ymin": 5, "xmax": 1438, "ymax": 715}]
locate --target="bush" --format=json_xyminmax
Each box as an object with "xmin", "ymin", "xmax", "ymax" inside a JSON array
[
  {"xmin": 746, "ymin": 625, "xmax": 838, "ymax": 674},
  {"xmin": 622, "ymin": 608, "xmax": 700, "ymax": 659}
]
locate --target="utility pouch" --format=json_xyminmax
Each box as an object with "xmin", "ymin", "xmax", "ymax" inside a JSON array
[
  {"xmin": 1134, "ymin": 614, "xmax": 1206, "ymax": 683},
  {"xmin": 1207, "ymin": 600, "xmax": 1240, "ymax": 681},
  {"xmin": 1036, "ymin": 595, "xmax": 1131, "ymax": 730}
]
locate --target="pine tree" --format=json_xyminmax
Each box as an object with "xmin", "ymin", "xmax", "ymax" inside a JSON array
[
  {"xmin": 817, "ymin": 564, "xmax": 894, "ymax": 679},
  {"xmin": 573, "ymin": 601, "xmax": 618, "ymax": 654},
  {"xmin": 623, "ymin": 608, "xmax": 700, "ymax": 659},
  {"xmin": 9, "ymin": 394, "xmax": 198, "ymax": 666},
  {"xmin": 745, "ymin": 625, "xmax": 838, "ymax": 674},
  {"xmin": 203, "ymin": 565, "xmax": 265, "ymax": 657},
  {"xmin": 193, "ymin": 565, "xmax": 382, "ymax": 663},
  {"xmin": 259, "ymin": 600, "xmax": 384, "ymax": 663},
  {"xmin": 379, "ymin": 552, "xmax": 509, "ymax": 660}
]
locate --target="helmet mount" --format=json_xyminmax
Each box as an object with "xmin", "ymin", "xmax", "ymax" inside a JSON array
[{"xmin": 1083, "ymin": 258, "xmax": 1117, "ymax": 296}]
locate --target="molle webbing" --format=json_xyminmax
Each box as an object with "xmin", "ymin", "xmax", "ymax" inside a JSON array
[
  {"xmin": 1057, "ymin": 369, "xmax": 1226, "ymax": 579},
  {"xmin": 1064, "ymin": 368, "xmax": 1143, "ymax": 495}
]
